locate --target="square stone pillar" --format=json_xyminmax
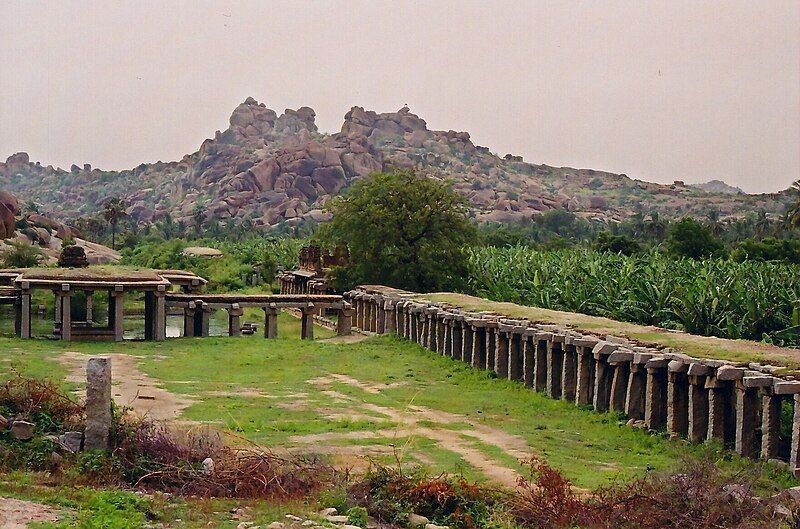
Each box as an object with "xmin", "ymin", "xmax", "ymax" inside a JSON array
[
  {"xmin": 508, "ymin": 328, "xmax": 524, "ymax": 381},
  {"xmin": 667, "ymin": 361, "xmax": 690, "ymax": 438},
  {"xmin": 199, "ymin": 302, "xmax": 211, "ymax": 338},
  {"xmin": 575, "ymin": 345, "xmax": 595, "ymax": 406},
  {"xmin": 644, "ymin": 358, "xmax": 669, "ymax": 429},
  {"xmin": 110, "ymin": 287, "xmax": 125, "ymax": 342},
  {"xmin": 263, "ymin": 304, "xmax": 279, "ymax": 338},
  {"xmin": 364, "ymin": 298, "xmax": 374, "ymax": 332},
  {"xmin": 471, "ymin": 323, "xmax": 487, "ymax": 370},
  {"xmin": 761, "ymin": 393, "xmax": 783, "ymax": 460},
  {"xmin": 228, "ymin": 303, "xmax": 243, "ymax": 337},
  {"xmin": 624, "ymin": 361, "xmax": 647, "ymax": 420},
  {"xmin": 608, "ymin": 351, "xmax": 633, "ymax": 413},
  {"xmin": 154, "ymin": 288, "xmax": 166, "ymax": 341},
  {"xmin": 451, "ymin": 319, "xmax": 463, "ymax": 359},
  {"xmin": 686, "ymin": 364, "xmax": 711, "ymax": 444},
  {"xmin": 593, "ymin": 348, "xmax": 614, "ymax": 413},
  {"xmin": 84, "ymin": 357, "xmax": 112, "ymax": 451},
  {"xmin": 85, "ymin": 291, "xmax": 94, "ymax": 324},
  {"xmin": 522, "ymin": 331, "xmax": 536, "ymax": 388},
  {"xmin": 144, "ymin": 291, "xmax": 155, "ymax": 340},
  {"xmin": 791, "ymin": 393, "xmax": 800, "ymax": 476},
  {"xmin": 184, "ymin": 302, "xmax": 196, "ymax": 337},
  {"xmin": 18, "ymin": 286, "xmax": 31, "ymax": 339},
  {"xmin": 560, "ymin": 341, "xmax": 578, "ymax": 402},
  {"xmin": 375, "ymin": 296, "xmax": 385, "ymax": 334},
  {"xmin": 461, "ymin": 320, "xmax": 473, "ymax": 364},
  {"xmin": 546, "ymin": 335, "xmax": 564, "ymax": 399},
  {"xmin": 301, "ymin": 303, "xmax": 315, "ymax": 340},
  {"xmin": 383, "ymin": 300, "xmax": 396, "ymax": 334},
  {"xmin": 534, "ymin": 333, "xmax": 550, "ymax": 393},
  {"xmin": 706, "ymin": 377, "xmax": 732, "ymax": 445},
  {"xmin": 735, "ymin": 384, "xmax": 760, "ymax": 458},
  {"xmin": 409, "ymin": 306, "xmax": 419, "ymax": 342},
  {"xmin": 436, "ymin": 312, "xmax": 447, "ymax": 354},
  {"xmin": 494, "ymin": 328, "xmax": 509, "ymax": 378},
  {"xmin": 60, "ymin": 284, "xmax": 72, "ymax": 341},
  {"xmin": 338, "ymin": 305, "xmax": 353, "ymax": 336},
  {"xmin": 484, "ymin": 322, "xmax": 497, "ymax": 370}
]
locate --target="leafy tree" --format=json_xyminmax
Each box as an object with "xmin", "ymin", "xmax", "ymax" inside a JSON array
[
  {"xmin": 102, "ymin": 198, "xmax": 127, "ymax": 250},
  {"xmin": 666, "ymin": 218, "xmax": 724, "ymax": 259},
  {"xmin": 786, "ymin": 180, "xmax": 800, "ymax": 230},
  {"xmin": 192, "ymin": 204, "xmax": 207, "ymax": 237},
  {"xmin": 595, "ymin": 232, "xmax": 641, "ymax": 256},
  {"xmin": 1, "ymin": 240, "xmax": 45, "ymax": 268},
  {"xmin": 319, "ymin": 170, "xmax": 475, "ymax": 292},
  {"xmin": 731, "ymin": 237, "xmax": 800, "ymax": 264}
]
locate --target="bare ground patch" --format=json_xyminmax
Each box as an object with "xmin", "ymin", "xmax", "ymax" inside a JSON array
[
  {"xmin": 296, "ymin": 374, "xmax": 534, "ymax": 487},
  {"xmin": 0, "ymin": 497, "xmax": 65, "ymax": 528},
  {"xmin": 58, "ymin": 351, "xmax": 194, "ymax": 422}
]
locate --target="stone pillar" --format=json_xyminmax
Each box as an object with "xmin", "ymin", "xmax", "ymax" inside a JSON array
[
  {"xmin": 60, "ymin": 284, "xmax": 72, "ymax": 341},
  {"xmin": 54, "ymin": 290, "xmax": 62, "ymax": 325},
  {"xmin": 471, "ymin": 323, "xmax": 487, "ymax": 370},
  {"xmin": 508, "ymin": 329, "xmax": 524, "ymax": 381},
  {"xmin": 18, "ymin": 286, "xmax": 31, "ymax": 339},
  {"xmin": 608, "ymin": 351, "xmax": 633, "ymax": 413},
  {"xmin": 409, "ymin": 306, "xmax": 418, "ymax": 343},
  {"xmin": 184, "ymin": 303, "xmax": 196, "ymax": 337},
  {"xmin": 686, "ymin": 363, "xmax": 711, "ymax": 444},
  {"xmin": 624, "ymin": 357, "xmax": 649, "ymax": 420},
  {"xmin": 154, "ymin": 289, "xmax": 166, "ymax": 341},
  {"xmin": 85, "ymin": 291, "xmax": 94, "ymax": 324},
  {"xmin": 461, "ymin": 320, "xmax": 473, "ymax": 364},
  {"xmin": 451, "ymin": 319, "xmax": 463, "ymax": 359},
  {"xmin": 484, "ymin": 322, "xmax": 497, "ymax": 370},
  {"xmin": 364, "ymin": 297, "xmax": 374, "ymax": 332},
  {"xmin": 301, "ymin": 304, "xmax": 315, "ymax": 340},
  {"xmin": 667, "ymin": 361, "xmax": 690, "ymax": 438},
  {"xmin": 575, "ymin": 344, "xmax": 595, "ymax": 406},
  {"xmin": 560, "ymin": 341, "xmax": 577, "ymax": 402},
  {"xmin": 522, "ymin": 331, "xmax": 535, "ymax": 388},
  {"xmin": 228, "ymin": 303, "xmax": 243, "ymax": 337},
  {"xmin": 644, "ymin": 358, "xmax": 669, "ymax": 429},
  {"xmin": 546, "ymin": 336, "xmax": 564, "ymax": 398},
  {"xmin": 533, "ymin": 333, "xmax": 549, "ymax": 393},
  {"xmin": 706, "ymin": 377, "xmax": 732, "ymax": 445},
  {"xmin": 338, "ymin": 305, "xmax": 353, "ymax": 336},
  {"xmin": 199, "ymin": 302, "xmax": 211, "ymax": 338},
  {"xmin": 375, "ymin": 296, "xmax": 385, "ymax": 334},
  {"xmin": 263, "ymin": 304, "xmax": 279, "ymax": 339},
  {"xmin": 112, "ymin": 287, "xmax": 125, "ymax": 342},
  {"xmin": 593, "ymin": 346, "xmax": 614, "ymax": 413},
  {"xmin": 436, "ymin": 312, "xmax": 447, "ymax": 354},
  {"xmin": 84, "ymin": 357, "xmax": 112, "ymax": 450},
  {"xmin": 383, "ymin": 300, "xmax": 396, "ymax": 334},
  {"xmin": 761, "ymin": 393, "xmax": 782, "ymax": 460},
  {"xmin": 791, "ymin": 394, "xmax": 800, "ymax": 476},
  {"xmin": 494, "ymin": 328, "xmax": 509, "ymax": 378},
  {"xmin": 144, "ymin": 291, "xmax": 155, "ymax": 341},
  {"xmin": 735, "ymin": 383, "xmax": 760, "ymax": 458},
  {"xmin": 420, "ymin": 310, "xmax": 430, "ymax": 349}
]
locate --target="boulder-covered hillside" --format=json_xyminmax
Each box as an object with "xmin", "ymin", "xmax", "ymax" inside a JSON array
[
  {"xmin": 0, "ymin": 188, "xmax": 119, "ymax": 264},
  {"xmin": 0, "ymin": 98, "xmax": 790, "ymax": 229}
]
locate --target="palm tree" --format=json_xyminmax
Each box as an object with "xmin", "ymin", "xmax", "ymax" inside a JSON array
[
  {"xmin": 754, "ymin": 210, "xmax": 770, "ymax": 238},
  {"xmin": 644, "ymin": 211, "xmax": 667, "ymax": 241},
  {"xmin": 786, "ymin": 180, "xmax": 800, "ymax": 230},
  {"xmin": 102, "ymin": 198, "xmax": 127, "ymax": 250}
]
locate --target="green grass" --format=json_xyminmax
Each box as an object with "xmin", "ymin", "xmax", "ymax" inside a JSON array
[{"xmin": 2, "ymin": 320, "xmax": 792, "ymax": 491}]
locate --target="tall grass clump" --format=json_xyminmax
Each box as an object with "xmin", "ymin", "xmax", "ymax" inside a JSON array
[{"xmin": 466, "ymin": 246, "xmax": 800, "ymax": 344}]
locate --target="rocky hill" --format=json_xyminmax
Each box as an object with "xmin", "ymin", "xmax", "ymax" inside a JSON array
[
  {"xmin": 0, "ymin": 98, "xmax": 790, "ymax": 229},
  {"xmin": 0, "ymin": 188, "xmax": 119, "ymax": 265}
]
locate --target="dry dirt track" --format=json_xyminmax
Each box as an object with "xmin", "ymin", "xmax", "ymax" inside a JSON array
[
  {"xmin": 56, "ymin": 349, "xmax": 530, "ymax": 487},
  {"xmin": 0, "ymin": 498, "xmax": 64, "ymax": 528}
]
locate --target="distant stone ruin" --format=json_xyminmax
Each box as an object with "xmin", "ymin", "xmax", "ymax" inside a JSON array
[{"xmin": 58, "ymin": 244, "xmax": 89, "ymax": 268}]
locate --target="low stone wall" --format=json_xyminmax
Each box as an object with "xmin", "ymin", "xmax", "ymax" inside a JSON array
[{"xmin": 345, "ymin": 286, "xmax": 800, "ymax": 475}]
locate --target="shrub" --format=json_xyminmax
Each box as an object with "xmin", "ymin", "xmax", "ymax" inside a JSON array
[{"xmin": 0, "ymin": 240, "xmax": 45, "ymax": 268}]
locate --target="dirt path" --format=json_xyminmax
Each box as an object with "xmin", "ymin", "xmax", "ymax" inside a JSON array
[
  {"xmin": 298, "ymin": 374, "xmax": 533, "ymax": 487},
  {"xmin": 58, "ymin": 352, "xmax": 194, "ymax": 422},
  {"xmin": 0, "ymin": 498, "xmax": 64, "ymax": 528}
]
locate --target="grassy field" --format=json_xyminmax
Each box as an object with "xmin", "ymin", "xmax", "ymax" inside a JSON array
[
  {"xmin": 1, "ymin": 312, "xmax": 792, "ymax": 494},
  {"xmin": 420, "ymin": 292, "xmax": 800, "ymax": 371}
]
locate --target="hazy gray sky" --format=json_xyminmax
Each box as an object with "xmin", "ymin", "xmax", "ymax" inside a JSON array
[{"xmin": 1, "ymin": 1, "xmax": 798, "ymax": 193}]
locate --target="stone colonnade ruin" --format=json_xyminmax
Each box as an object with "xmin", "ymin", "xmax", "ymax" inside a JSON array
[{"xmin": 345, "ymin": 286, "xmax": 800, "ymax": 475}]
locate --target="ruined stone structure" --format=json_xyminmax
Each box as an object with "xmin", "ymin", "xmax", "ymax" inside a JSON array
[
  {"xmin": 277, "ymin": 245, "xmax": 347, "ymax": 297},
  {"xmin": 346, "ymin": 286, "xmax": 800, "ymax": 475},
  {"xmin": 1, "ymin": 267, "xmax": 352, "ymax": 341}
]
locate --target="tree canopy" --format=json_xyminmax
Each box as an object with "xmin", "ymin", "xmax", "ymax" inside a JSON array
[{"xmin": 319, "ymin": 170, "xmax": 475, "ymax": 292}]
